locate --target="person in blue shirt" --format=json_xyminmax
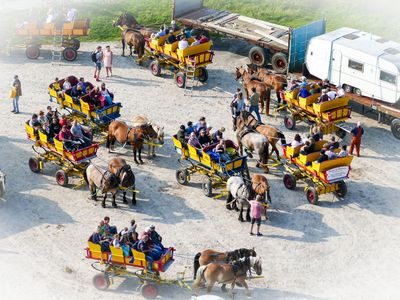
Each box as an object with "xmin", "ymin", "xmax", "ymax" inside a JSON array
[
  {"xmin": 77, "ymin": 77, "xmax": 87, "ymax": 94},
  {"xmin": 138, "ymin": 235, "xmax": 154, "ymax": 271},
  {"xmin": 297, "ymin": 86, "xmax": 311, "ymax": 99},
  {"xmin": 185, "ymin": 121, "xmax": 195, "ymax": 136}
]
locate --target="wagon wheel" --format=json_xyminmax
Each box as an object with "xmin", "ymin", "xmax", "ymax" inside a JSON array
[
  {"xmin": 26, "ymin": 45, "xmax": 40, "ymax": 59},
  {"xmin": 140, "ymin": 283, "xmax": 158, "ymax": 299},
  {"xmin": 62, "ymin": 47, "xmax": 78, "ymax": 61},
  {"xmin": 334, "ymin": 180, "xmax": 347, "ymax": 198},
  {"xmin": 55, "ymin": 170, "xmax": 69, "ymax": 187},
  {"xmin": 197, "ymin": 67, "xmax": 208, "ymax": 83},
  {"xmin": 202, "ymin": 179, "xmax": 213, "ymax": 197},
  {"xmin": 305, "ymin": 186, "xmax": 318, "ymax": 205},
  {"xmin": 71, "ymin": 38, "xmax": 80, "ymax": 50},
  {"xmin": 175, "ymin": 71, "xmax": 186, "ymax": 88},
  {"xmin": 175, "ymin": 169, "xmax": 189, "ymax": 185},
  {"xmin": 150, "ymin": 61, "xmax": 161, "ymax": 76},
  {"xmin": 28, "ymin": 157, "xmax": 41, "ymax": 173},
  {"xmin": 284, "ymin": 115, "xmax": 296, "ymax": 130},
  {"xmin": 92, "ymin": 273, "xmax": 110, "ymax": 290},
  {"xmin": 283, "ymin": 173, "xmax": 296, "ymax": 190}
]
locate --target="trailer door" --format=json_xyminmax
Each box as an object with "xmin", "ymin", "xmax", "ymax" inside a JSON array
[
  {"xmin": 330, "ymin": 49, "xmax": 343, "ymax": 85},
  {"xmin": 378, "ymin": 70, "xmax": 398, "ymax": 103}
]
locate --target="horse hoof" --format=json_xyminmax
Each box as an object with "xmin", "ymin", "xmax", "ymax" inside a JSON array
[
  {"xmin": 238, "ymin": 218, "xmax": 245, "ymax": 222},
  {"xmin": 246, "ymin": 217, "xmax": 251, "ymax": 222},
  {"xmin": 139, "ymin": 160, "xmax": 144, "ymax": 165},
  {"xmin": 122, "ymin": 199, "xmax": 128, "ymax": 204},
  {"xmin": 112, "ymin": 203, "xmax": 117, "ymax": 208},
  {"xmin": 132, "ymin": 201, "xmax": 137, "ymax": 206}
]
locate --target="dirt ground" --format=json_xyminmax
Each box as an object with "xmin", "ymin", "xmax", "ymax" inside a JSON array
[{"xmin": 0, "ymin": 36, "xmax": 400, "ymax": 300}]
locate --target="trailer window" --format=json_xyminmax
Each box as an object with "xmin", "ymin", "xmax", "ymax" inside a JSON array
[
  {"xmin": 380, "ymin": 71, "xmax": 396, "ymax": 84},
  {"xmin": 348, "ymin": 60, "xmax": 364, "ymax": 72}
]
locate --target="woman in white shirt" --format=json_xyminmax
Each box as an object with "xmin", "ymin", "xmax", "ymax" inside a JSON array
[
  {"xmin": 291, "ymin": 133, "xmax": 304, "ymax": 147},
  {"xmin": 178, "ymin": 37, "xmax": 189, "ymax": 50}
]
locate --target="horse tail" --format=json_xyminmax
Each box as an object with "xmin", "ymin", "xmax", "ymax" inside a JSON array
[
  {"xmin": 138, "ymin": 36, "xmax": 145, "ymax": 58},
  {"xmin": 193, "ymin": 252, "xmax": 201, "ymax": 279},
  {"xmin": 277, "ymin": 131, "xmax": 286, "ymax": 145},
  {"xmin": 261, "ymin": 139, "xmax": 269, "ymax": 166},
  {"xmin": 192, "ymin": 265, "xmax": 207, "ymax": 289},
  {"xmin": 83, "ymin": 164, "xmax": 90, "ymax": 185}
]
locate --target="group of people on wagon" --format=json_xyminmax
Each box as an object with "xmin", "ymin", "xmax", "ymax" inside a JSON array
[
  {"xmin": 176, "ymin": 117, "xmax": 235, "ymax": 162},
  {"xmin": 89, "ymin": 217, "xmax": 166, "ymax": 271},
  {"xmin": 51, "ymin": 77, "xmax": 114, "ymax": 109},
  {"xmin": 290, "ymin": 126, "xmax": 349, "ymax": 163},
  {"xmin": 28, "ymin": 107, "xmax": 92, "ymax": 151},
  {"xmin": 287, "ymin": 76, "xmax": 346, "ymax": 102}
]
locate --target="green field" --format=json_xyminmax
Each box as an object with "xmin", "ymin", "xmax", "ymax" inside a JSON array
[{"xmin": 1, "ymin": 0, "xmax": 398, "ymax": 42}]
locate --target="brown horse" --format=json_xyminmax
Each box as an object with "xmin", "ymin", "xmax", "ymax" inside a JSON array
[
  {"xmin": 113, "ymin": 12, "xmax": 139, "ymax": 29},
  {"xmin": 235, "ymin": 66, "xmax": 271, "ymax": 114},
  {"xmin": 234, "ymin": 116, "xmax": 269, "ymax": 173},
  {"xmin": 193, "ymin": 248, "xmax": 256, "ymax": 280},
  {"xmin": 106, "ymin": 121, "xmax": 157, "ymax": 164},
  {"xmin": 192, "ymin": 256, "xmax": 262, "ymax": 297},
  {"xmin": 132, "ymin": 115, "xmax": 165, "ymax": 157},
  {"xmin": 247, "ymin": 64, "xmax": 286, "ymax": 104},
  {"xmin": 240, "ymin": 110, "xmax": 286, "ymax": 160},
  {"xmin": 108, "ymin": 157, "xmax": 136, "ymax": 205},
  {"xmin": 120, "ymin": 29, "xmax": 145, "ymax": 61}
]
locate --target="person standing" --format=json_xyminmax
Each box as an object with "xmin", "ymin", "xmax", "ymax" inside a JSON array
[
  {"xmin": 249, "ymin": 195, "xmax": 264, "ymax": 236},
  {"xmin": 349, "ymin": 122, "xmax": 364, "ymax": 157},
  {"xmin": 93, "ymin": 46, "xmax": 103, "ymax": 82},
  {"xmin": 104, "ymin": 45, "xmax": 113, "ymax": 77},
  {"xmin": 248, "ymin": 87, "xmax": 261, "ymax": 123},
  {"xmin": 11, "ymin": 75, "xmax": 22, "ymax": 114}
]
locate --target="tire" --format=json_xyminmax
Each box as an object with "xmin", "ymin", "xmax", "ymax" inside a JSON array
[
  {"xmin": 150, "ymin": 61, "xmax": 161, "ymax": 76},
  {"xmin": 25, "ymin": 45, "xmax": 40, "ymax": 59},
  {"xmin": 55, "ymin": 170, "xmax": 69, "ymax": 187},
  {"xmin": 71, "ymin": 38, "xmax": 80, "ymax": 50},
  {"xmin": 175, "ymin": 72, "xmax": 186, "ymax": 88},
  {"xmin": 271, "ymin": 52, "xmax": 288, "ymax": 73},
  {"xmin": 391, "ymin": 118, "xmax": 400, "ymax": 140},
  {"xmin": 175, "ymin": 169, "xmax": 189, "ymax": 185},
  {"xmin": 284, "ymin": 115, "xmax": 296, "ymax": 130},
  {"xmin": 62, "ymin": 47, "xmax": 77, "ymax": 61},
  {"xmin": 335, "ymin": 128, "xmax": 346, "ymax": 139},
  {"xmin": 248, "ymin": 46, "xmax": 268, "ymax": 67},
  {"xmin": 140, "ymin": 283, "xmax": 158, "ymax": 299},
  {"xmin": 283, "ymin": 173, "xmax": 297, "ymax": 190},
  {"xmin": 92, "ymin": 274, "xmax": 110, "ymax": 290},
  {"xmin": 305, "ymin": 187, "xmax": 318, "ymax": 205},
  {"xmin": 28, "ymin": 157, "xmax": 41, "ymax": 173},
  {"xmin": 343, "ymin": 84, "xmax": 353, "ymax": 93},
  {"xmin": 202, "ymin": 180, "xmax": 212, "ymax": 197},
  {"xmin": 334, "ymin": 180, "xmax": 347, "ymax": 198},
  {"xmin": 197, "ymin": 67, "xmax": 208, "ymax": 83},
  {"xmin": 354, "ymin": 88, "xmax": 362, "ymax": 96}
]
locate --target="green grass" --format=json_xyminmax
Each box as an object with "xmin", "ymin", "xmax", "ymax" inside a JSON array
[{"xmin": 1, "ymin": 0, "xmax": 398, "ymax": 42}]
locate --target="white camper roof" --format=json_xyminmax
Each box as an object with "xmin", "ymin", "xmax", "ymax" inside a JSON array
[{"xmin": 313, "ymin": 27, "xmax": 400, "ymax": 72}]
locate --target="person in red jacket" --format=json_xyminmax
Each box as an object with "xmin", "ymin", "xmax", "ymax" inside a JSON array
[{"xmin": 349, "ymin": 122, "xmax": 364, "ymax": 157}]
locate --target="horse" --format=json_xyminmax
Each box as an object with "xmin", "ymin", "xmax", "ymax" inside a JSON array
[
  {"xmin": 226, "ymin": 175, "xmax": 271, "ymax": 221},
  {"xmin": 132, "ymin": 115, "xmax": 164, "ymax": 157},
  {"xmin": 107, "ymin": 157, "xmax": 136, "ymax": 205},
  {"xmin": 113, "ymin": 12, "xmax": 139, "ymax": 29},
  {"xmin": 235, "ymin": 66, "xmax": 271, "ymax": 114},
  {"xmin": 193, "ymin": 248, "xmax": 256, "ymax": 280},
  {"xmin": 120, "ymin": 29, "xmax": 145, "ymax": 61},
  {"xmin": 192, "ymin": 256, "xmax": 262, "ymax": 297},
  {"xmin": 106, "ymin": 120, "xmax": 159, "ymax": 164},
  {"xmin": 240, "ymin": 110, "xmax": 286, "ymax": 160},
  {"xmin": 0, "ymin": 169, "xmax": 5, "ymax": 199},
  {"xmin": 234, "ymin": 116, "xmax": 269, "ymax": 173},
  {"xmin": 84, "ymin": 164, "xmax": 120, "ymax": 208}
]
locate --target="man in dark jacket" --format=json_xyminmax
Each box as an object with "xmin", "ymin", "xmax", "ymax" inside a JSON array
[{"xmin": 11, "ymin": 75, "xmax": 22, "ymax": 114}]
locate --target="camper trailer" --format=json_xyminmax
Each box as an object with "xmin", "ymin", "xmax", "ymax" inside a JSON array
[{"xmin": 305, "ymin": 28, "xmax": 400, "ymax": 104}]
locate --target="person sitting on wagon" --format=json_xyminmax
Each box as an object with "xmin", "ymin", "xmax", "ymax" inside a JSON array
[
  {"xmin": 70, "ymin": 84, "xmax": 84, "ymax": 103},
  {"xmin": 59, "ymin": 114, "xmax": 70, "ymax": 128},
  {"xmin": 99, "ymin": 83, "xmax": 114, "ymax": 107},
  {"xmin": 194, "ymin": 116, "xmax": 210, "ymax": 135},
  {"xmin": 317, "ymin": 89, "xmax": 329, "ymax": 103},
  {"xmin": 88, "ymin": 87, "xmax": 102, "ymax": 107},
  {"xmin": 103, "ymin": 216, "xmax": 118, "ymax": 235},
  {"xmin": 166, "ymin": 34, "xmax": 177, "ymax": 44},
  {"xmin": 38, "ymin": 110, "xmax": 47, "ymax": 125},
  {"xmin": 310, "ymin": 82, "xmax": 322, "ymax": 95},
  {"xmin": 212, "ymin": 127, "xmax": 225, "ymax": 143},
  {"xmin": 326, "ymin": 146, "xmax": 338, "ymax": 160},
  {"xmin": 29, "ymin": 114, "xmax": 41, "ymax": 131},
  {"xmin": 178, "ymin": 37, "xmax": 189, "ymax": 50},
  {"xmin": 327, "ymin": 89, "xmax": 337, "ymax": 100},
  {"xmin": 317, "ymin": 149, "xmax": 329, "ymax": 163},
  {"xmin": 170, "ymin": 20, "xmax": 180, "ymax": 32},
  {"xmin": 138, "ymin": 235, "xmax": 156, "ymax": 271},
  {"xmin": 336, "ymin": 84, "xmax": 346, "ymax": 98},
  {"xmin": 311, "ymin": 126, "xmax": 322, "ymax": 142},
  {"xmin": 198, "ymin": 129, "xmax": 211, "ymax": 147},
  {"xmin": 188, "ymin": 132, "xmax": 202, "ymax": 151},
  {"xmin": 39, "ymin": 122, "xmax": 51, "ymax": 140},
  {"xmin": 300, "ymin": 139, "xmax": 315, "ymax": 155},
  {"xmin": 46, "ymin": 106, "xmax": 56, "ymax": 123},
  {"xmin": 58, "ymin": 125, "xmax": 78, "ymax": 151},
  {"xmin": 321, "ymin": 79, "xmax": 330, "ymax": 89},
  {"xmin": 147, "ymin": 225, "xmax": 165, "ymax": 251},
  {"xmin": 155, "ymin": 27, "xmax": 168, "ymax": 38},
  {"xmin": 48, "ymin": 117, "xmax": 61, "ymax": 142},
  {"xmin": 185, "ymin": 121, "xmax": 195, "ymax": 136},
  {"xmin": 338, "ymin": 144, "xmax": 349, "ymax": 157},
  {"xmin": 199, "ymin": 34, "xmax": 209, "ymax": 44},
  {"xmin": 286, "ymin": 78, "xmax": 299, "ymax": 92},
  {"xmin": 77, "ymin": 77, "xmax": 88, "ymax": 94},
  {"xmin": 62, "ymin": 77, "xmax": 72, "ymax": 91},
  {"xmin": 177, "ymin": 125, "xmax": 187, "ymax": 147},
  {"xmin": 291, "ymin": 133, "xmax": 304, "ymax": 147},
  {"xmin": 328, "ymin": 136, "xmax": 339, "ymax": 149},
  {"xmin": 297, "ymin": 86, "xmax": 311, "ymax": 99},
  {"xmin": 71, "ymin": 120, "xmax": 92, "ymax": 147},
  {"xmin": 191, "ymin": 36, "xmax": 201, "ymax": 46},
  {"xmin": 214, "ymin": 139, "xmax": 231, "ymax": 162}
]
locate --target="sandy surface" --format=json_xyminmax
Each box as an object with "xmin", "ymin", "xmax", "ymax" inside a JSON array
[{"xmin": 0, "ymin": 38, "xmax": 400, "ymax": 300}]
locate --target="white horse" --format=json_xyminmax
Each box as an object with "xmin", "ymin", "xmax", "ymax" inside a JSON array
[
  {"xmin": 0, "ymin": 169, "xmax": 5, "ymax": 199},
  {"xmin": 132, "ymin": 115, "xmax": 164, "ymax": 157}
]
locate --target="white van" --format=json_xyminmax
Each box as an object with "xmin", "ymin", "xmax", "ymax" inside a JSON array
[{"xmin": 305, "ymin": 27, "xmax": 400, "ymax": 104}]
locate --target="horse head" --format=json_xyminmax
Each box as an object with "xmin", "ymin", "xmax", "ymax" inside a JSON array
[
  {"xmin": 249, "ymin": 247, "xmax": 257, "ymax": 257},
  {"xmin": 113, "ymin": 12, "xmax": 138, "ymax": 28},
  {"xmin": 113, "ymin": 14, "xmax": 123, "ymax": 27},
  {"xmin": 154, "ymin": 124, "xmax": 165, "ymax": 145},
  {"xmin": 234, "ymin": 66, "xmax": 245, "ymax": 81},
  {"xmin": 250, "ymin": 257, "xmax": 262, "ymax": 276},
  {"xmin": 118, "ymin": 164, "xmax": 135, "ymax": 188}
]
